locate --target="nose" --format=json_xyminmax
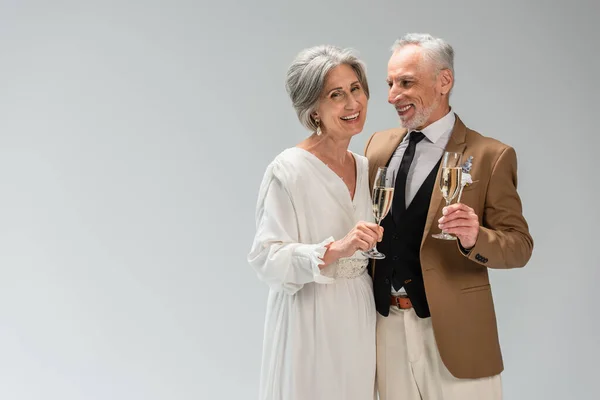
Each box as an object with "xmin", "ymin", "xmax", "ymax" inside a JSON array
[
  {"xmin": 345, "ymin": 93, "xmax": 360, "ymax": 109},
  {"xmin": 388, "ymin": 83, "xmax": 401, "ymax": 104}
]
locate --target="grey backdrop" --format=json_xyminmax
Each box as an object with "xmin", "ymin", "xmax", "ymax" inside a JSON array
[{"xmin": 0, "ymin": 0, "xmax": 598, "ymax": 399}]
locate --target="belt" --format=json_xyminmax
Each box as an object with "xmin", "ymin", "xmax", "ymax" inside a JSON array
[{"xmin": 390, "ymin": 295, "xmax": 413, "ymax": 309}]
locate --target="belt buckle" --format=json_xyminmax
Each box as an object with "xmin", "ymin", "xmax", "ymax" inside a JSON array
[{"xmin": 392, "ymin": 295, "xmax": 410, "ymax": 309}]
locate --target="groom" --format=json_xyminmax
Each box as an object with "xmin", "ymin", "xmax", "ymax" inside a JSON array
[{"xmin": 365, "ymin": 33, "xmax": 533, "ymax": 400}]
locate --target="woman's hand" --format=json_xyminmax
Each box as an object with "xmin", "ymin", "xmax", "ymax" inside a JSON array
[{"xmin": 320, "ymin": 222, "xmax": 383, "ymax": 268}]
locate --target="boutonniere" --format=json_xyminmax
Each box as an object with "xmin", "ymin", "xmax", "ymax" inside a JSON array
[{"xmin": 457, "ymin": 156, "xmax": 473, "ymax": 202}]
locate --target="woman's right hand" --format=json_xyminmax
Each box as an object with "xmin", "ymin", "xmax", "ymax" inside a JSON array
[{"xmin": 321, "ymin": 222, "xmax": 383, "ymax": 267}]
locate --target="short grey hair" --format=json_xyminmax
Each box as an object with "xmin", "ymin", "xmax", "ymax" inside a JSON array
[
  {"xmin": 391, "ymin": 33, "xmax": 454, "ymax": 76},
  {"xmin": 285, "ymin": 45, "xmax": 370, "ymax": 132}
]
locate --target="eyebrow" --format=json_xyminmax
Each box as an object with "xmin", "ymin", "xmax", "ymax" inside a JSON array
[
  {"xmin": 386, "ymin": 74, "xmax": 415, "ymax": 82},
  {"xmin": 326, "ymin": 80, "xmax": 360, "ymax": 95}
]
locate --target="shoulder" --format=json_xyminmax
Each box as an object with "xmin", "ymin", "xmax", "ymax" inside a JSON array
[
  {"xmin": 461, "ymin": 121, "xmax": 519, "ymax": 171},
  {"xmin": 461, "ymin": 120, "xmax": 516, "ymax": 159},
  {"xmin": 466, "ymin": 128, "xmax": 511, "ymax": 152},
  {"xmin": 351, "ymin": 151, "xmax": 368, "ymax": 164},
  {"xmin": 366, "ymin": 127, "xmax": 405, "ymax": 145},
  {"xmin": 261, "ymin": 147, "xmax": 308, "ymax": 186},
  {"xmin": 364, "ymin": 127, "xmax": 405, "ymax": 156},
  {"xmin": 272, "ymin": 147, "xmax": 304, "ymax": 166},
  {"xmin": 254, "ymin": 148, "xmax": 304, "ymax": 204},
  {"xmin": 351, "ymin": 152, "xmax": 369, "ymax": 171}
]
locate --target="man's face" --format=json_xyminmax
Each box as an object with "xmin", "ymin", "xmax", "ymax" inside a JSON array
[{"xmin": 387, "ymin": 45, "xmax": 451, "ymax": 130}]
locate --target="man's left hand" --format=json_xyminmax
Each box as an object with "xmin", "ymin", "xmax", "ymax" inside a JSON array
[{"xmin": 438, "ymin": 203, "xmax": 480, "ymax": 249}]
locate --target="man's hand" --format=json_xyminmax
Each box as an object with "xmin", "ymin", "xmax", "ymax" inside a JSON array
[{"xmin": 438, "ymin": 203, "xmax": 480, "ymax": 249}]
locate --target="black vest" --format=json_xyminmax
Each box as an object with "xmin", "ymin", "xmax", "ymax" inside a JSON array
[{"xmin": 371, "ymin": 158, "xmax": 441, "ymax": 318}]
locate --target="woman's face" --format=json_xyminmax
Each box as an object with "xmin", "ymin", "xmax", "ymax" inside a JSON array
[{"xmin": 313, "ymin": 64, "xmax": 368, "ymax": 139}]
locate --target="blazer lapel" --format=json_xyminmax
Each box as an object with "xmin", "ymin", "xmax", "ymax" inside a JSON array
[{"xmin": 421, "ymin": 115, "xmax": 468, "ymax": 245}]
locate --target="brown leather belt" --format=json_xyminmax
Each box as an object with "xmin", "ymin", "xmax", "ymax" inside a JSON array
[{"xmin": 390, "ymin": 295, "xmax": 413, "ymax": 309}]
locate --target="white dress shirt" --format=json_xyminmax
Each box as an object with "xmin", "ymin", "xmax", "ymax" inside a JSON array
[{"xmin": 386, "ymin": 110, "xmax": 456, "ymax": 294}]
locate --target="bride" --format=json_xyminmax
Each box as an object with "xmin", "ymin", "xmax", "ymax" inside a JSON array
[{"xmin": 248, "ymin": 44, "xmax": 381, "ymax": 400}]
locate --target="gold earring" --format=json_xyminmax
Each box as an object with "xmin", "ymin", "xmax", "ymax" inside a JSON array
[{"xmin": 315, "ymin": 118, "xmax": 322, "ymax": 136}]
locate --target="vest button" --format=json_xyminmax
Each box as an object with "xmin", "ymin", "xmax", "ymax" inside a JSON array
[
  {"xmin": 384, "ymin": 278, "xmax": 390, "ymax": 285},
  {"xmin": 392, "ymin": 234, "xmax": 400, "ymax": 240},
  {"xmin": 392, "ymin": 256, "xmax": 399, "ymax": 261}
]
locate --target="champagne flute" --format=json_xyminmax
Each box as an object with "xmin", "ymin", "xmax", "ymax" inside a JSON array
[
  {"xmin": 362, "ymin": 167, "xmax": 395, "ymax": 259},
  {"xmin": 432, "ymin": 152, "xmax": 462, "ymax": 240}
]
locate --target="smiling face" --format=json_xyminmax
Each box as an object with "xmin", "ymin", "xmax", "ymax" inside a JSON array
[
  {"xmin": 313, "ymin": 64, "xmax": 368, "ymax": 139},
  {"xmin": 386, "ymin": 44, "xmax": 453, "ymax": 131}
]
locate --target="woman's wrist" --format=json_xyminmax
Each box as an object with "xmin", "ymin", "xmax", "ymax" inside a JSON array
[{"xmin": 319, "ymin": 241, "xmax": 345, "ymax": 268}]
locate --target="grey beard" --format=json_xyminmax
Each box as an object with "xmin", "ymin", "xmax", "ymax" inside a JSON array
[{"xmin": 399, "ymin": 96, "xmax": 440, "ymax": 131}]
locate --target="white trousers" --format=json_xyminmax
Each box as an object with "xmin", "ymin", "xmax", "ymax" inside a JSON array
[{"xmin": 376, "ymin": 306, "xmax": 502, "ymax": 400}]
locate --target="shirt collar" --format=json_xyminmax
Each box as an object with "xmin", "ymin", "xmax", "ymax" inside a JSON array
[{"xmin": 408, "ymin": 109, "xmax": 455, "ymax": 147}]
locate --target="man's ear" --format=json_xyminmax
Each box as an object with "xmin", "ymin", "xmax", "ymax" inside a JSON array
[{"xmin": 440, "ymin": 69, "xmax": 454, "ymax": 95}]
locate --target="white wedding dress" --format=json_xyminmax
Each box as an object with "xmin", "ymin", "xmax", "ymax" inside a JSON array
[{"xmin": 248, "ymin": 147, "xmax": 376, "ymax": 400}]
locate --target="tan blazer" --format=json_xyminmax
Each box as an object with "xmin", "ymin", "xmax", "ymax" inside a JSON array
[{"xmin": 364, "ymin": 115, "xmax": 534, "ymax": 379}]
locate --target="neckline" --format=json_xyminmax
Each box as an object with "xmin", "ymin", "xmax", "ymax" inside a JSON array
[{"xmin": 291, "ymin": 147, "xmax": 360, "ymax": 203}]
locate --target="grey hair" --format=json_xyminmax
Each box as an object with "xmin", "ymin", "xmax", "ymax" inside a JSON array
[
  {"xmin": 391, "ymin": 33, "xmax": 454, "ymax": 76},
  {"xmin": 285, "ymin": 45, "xmax": 370, "ymax": 132}
]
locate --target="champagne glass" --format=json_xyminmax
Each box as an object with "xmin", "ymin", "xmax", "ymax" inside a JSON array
[
  {"xmin": 432, "ymin": 152, "xmax": 462, "ymax": 240},
  {"xmin": 362, "ymin": 167, "xmax": 395, "ymax": 259}
]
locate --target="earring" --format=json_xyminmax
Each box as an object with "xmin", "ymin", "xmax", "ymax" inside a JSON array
[{"xmin": 315, "ymin": 118, "xmax": 322, "ymax": 136}]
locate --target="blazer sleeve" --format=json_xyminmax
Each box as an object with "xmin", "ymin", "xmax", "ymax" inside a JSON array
[{"xmin": 462, "ymin": 146, "xmax": 534, "ymax": 269}]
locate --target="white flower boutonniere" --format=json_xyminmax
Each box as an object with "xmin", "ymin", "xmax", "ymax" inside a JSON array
[{"xmin": 457, "ymin": 156, "xmax": 473, "ymax": 202}]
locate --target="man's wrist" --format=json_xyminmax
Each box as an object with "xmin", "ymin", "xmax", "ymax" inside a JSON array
[{"xmin": 458, "ymin": 241, "xmax": 473, "ymax": 255}]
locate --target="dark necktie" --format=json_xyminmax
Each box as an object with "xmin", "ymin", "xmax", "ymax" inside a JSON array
[{"xmin": 392, "ymin": 131, "xmax": 425, "ymax": 224}]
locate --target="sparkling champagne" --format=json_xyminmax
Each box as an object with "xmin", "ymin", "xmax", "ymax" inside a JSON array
[
  {"xmin": 372, "ymin": 186, "xmax": 394, "ymax": 222},
  {"xmin": 432, "ymin": 152, "xmax": 463, "ymax": 241},
  {"xmin": 440, "ymin": 167, "xmax": 461, "ymax": 202},
  {"xmin": 363, "ymin": 167, "xmax": 394, "ymax": 259}
]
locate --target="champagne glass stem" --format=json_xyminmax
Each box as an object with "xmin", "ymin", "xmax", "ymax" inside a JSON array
[
  {"xmin": 371, "ymin": 218, "xmax": 382, "ymax": 252},
  {"xmin": 441, "ymin": 199, "xmax": 450, "ymax": 235}
]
